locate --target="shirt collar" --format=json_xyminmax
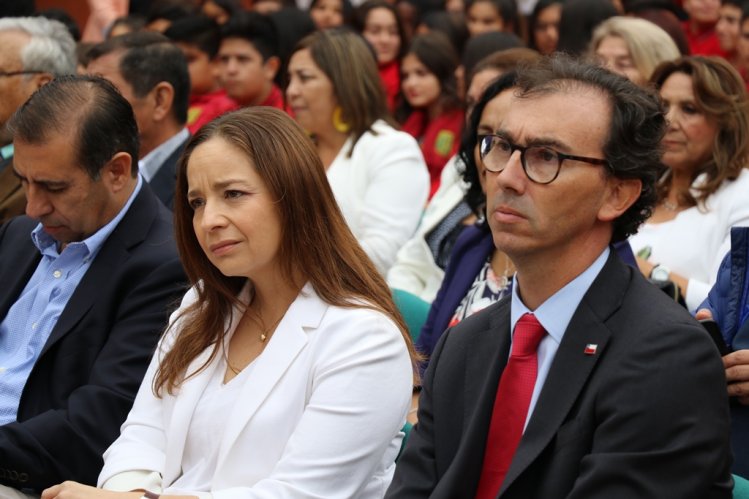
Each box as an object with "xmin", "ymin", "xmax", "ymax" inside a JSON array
[
  {"xmin": 511, "ymin": 246, "xmax": 610, "ymax": 344},
  {"xmin": 30, "ymin": 175, "xmax": 144, "ymax": 259},
  {"xmin": 138, "ymin": 128, "xmax": 189, "ymax": 182}
]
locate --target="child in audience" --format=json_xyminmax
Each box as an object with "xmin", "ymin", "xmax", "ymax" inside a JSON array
[
  {"xmin": 217, "ymin": 11, "xmax": 284, "ymax": 109},
  {"xmin": 398, "ymin": 33, "xmax": 463, "ymax": 197},
  {"xmin": 165, "ymin": 15, "xmax": 239, "ymax": 134},
  {"xmin": 464, "ymin": 0, "xmax": 518, "ymax": 37}
]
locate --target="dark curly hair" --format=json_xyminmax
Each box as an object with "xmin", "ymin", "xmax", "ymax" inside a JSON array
[{"xmin": 514, "ymin": 54, "xmax": 666, "ymax": 242}]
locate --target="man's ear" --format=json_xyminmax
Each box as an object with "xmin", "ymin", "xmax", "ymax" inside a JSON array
[
  {"xmin": 263, "ymin": 56, "xmax": 281, "ymax": 81},
  {"xmin": 151, "ymin": 81, "xmax": 176, "ymax": 122},
  {"xmin": 33, "ymin": 72, "xmax": 54, "ymax": 89},
  {"xmin": 598, "ymin": 176, "xmax": 642, "ymax": 222},
  {"xmin": 101, "ymin": 152, "xmax": 133, "ymax": 193}
]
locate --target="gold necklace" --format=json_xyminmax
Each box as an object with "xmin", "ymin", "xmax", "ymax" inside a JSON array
[
  {"xmin": 224, "ymin": 313, "xmax": 285, "ymax": 375},
  {"xmin": 662, "ymin": 199, "xmax": 680, "ymax": 212}
]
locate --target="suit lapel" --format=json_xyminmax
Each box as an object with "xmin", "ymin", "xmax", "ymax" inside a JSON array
[
  {"xmin": 214, "ymin": 284, "xmax": 324, "ymax": 472},
  {"xmin": 0, "ymin": 222, "xmax": 40, "ymax": 319},
  {"xmin": 39, "ymin": 186, "xmax": 158, "ymax": 356},
  {"xmin": 500, "ymin": 253, "xmax": 630, "ymax": 494}
]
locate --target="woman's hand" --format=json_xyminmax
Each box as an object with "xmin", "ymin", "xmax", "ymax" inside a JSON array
[{"xmin": 41, "ymin": 482, "xmax": 141, "ymax": 499}]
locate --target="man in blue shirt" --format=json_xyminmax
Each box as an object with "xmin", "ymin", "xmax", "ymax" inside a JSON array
[{"xmin": 0, "ymin": 75, "xmax": 186, "ymax": 495}]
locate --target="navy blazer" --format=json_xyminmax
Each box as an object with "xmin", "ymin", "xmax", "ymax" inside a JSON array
[
  {"xmin": 0, "ymin": 182, "xmax": 188, "ymax": 492},
  {"xmin": 389, "ymin": 252, "xmax": 733, "ymax": 498},
  {"xmin": 148, "ymin": 137, "xmax": 188, "ymax": 210}
]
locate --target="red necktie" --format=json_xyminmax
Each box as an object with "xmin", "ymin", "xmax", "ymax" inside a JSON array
[{"xmin": 475, "ymin": 313, "xmax": 547, "ymax": 498}]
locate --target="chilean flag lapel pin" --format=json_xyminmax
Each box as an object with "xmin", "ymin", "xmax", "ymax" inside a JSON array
[{"xmin": 584, "ymin": 344, "xmax": 598, "ymax": 355}]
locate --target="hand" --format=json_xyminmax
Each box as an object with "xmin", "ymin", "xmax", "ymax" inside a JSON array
[
  {"xmin": 724, "ymin": 349, "xmax": 749, "ymax": 405},
  {"xmin": 41, "ymin": 482, "xmax": 141, "ymax": 499},
  {"xmin": 695, "ymin": 309, "xmax": 713, "ymax": 321}
]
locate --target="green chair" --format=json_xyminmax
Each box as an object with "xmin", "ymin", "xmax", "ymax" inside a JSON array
[
  {"xmin": 735, "ymin": 474, "xmax": 749, "ymax": 499},
  {"xmin": 391, "ymin": 288, "xmax": 431, "ymax": 343}
]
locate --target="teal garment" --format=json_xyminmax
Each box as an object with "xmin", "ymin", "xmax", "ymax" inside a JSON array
[
  {"xmin": 734, "ymin": 474, "xmax": 749, "ymax": 498},
  {"xmin": 392, "ymin": 288, "xmax": 430, "ymax": 343}
]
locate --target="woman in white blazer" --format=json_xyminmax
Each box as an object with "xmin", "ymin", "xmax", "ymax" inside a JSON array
[
  {"xmin": 286, "ymin": 28, "xmax": 429, "ymax": 275},
  {"xmin": 42, "ymin": 108, "xmax": 415, "ymax": 499}
]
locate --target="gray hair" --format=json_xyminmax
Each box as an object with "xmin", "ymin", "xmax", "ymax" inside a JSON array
[{"xmin": 0, "ymin": 17, "xmax": 76, "ymax": 76}]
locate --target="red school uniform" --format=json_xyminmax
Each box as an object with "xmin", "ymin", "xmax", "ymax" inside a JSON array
[{"xmin": 187, "ymin": 88, "xmax": 239, "ymax": 134}]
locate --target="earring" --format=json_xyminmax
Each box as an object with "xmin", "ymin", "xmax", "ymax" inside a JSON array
[{"xmin": 332, "ymin": 106, "xmax": 351, "ymax": 134}]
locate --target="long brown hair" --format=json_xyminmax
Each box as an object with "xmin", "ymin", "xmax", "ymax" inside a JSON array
[
  {"xmin": 651, "ymin": 56, "xmax": 749, "ymax": 208},
  {"xmin": 156, "ymin": 107, "xmax": 417, "ymax": 395},
  {"xmin": 290, "ymin": 28, "xmax": 395, "ymax": 157}
]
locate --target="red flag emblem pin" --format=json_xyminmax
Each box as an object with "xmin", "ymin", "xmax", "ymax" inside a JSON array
[{"xmin": 584, "ymin": 344, "xmax": 598, "ymax": 355}]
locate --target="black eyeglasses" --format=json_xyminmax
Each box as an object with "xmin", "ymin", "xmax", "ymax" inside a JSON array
[
  {"xmin": 478, "ymin": 134, "xmax": 610, "ymax": 185},
  {"xmin": 0, "ymin": 70, "xmax": 45, "ymax": 78}
]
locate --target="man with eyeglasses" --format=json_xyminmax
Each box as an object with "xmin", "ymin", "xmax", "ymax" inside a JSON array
[
  {"xmin": 0, "ymin": 17, "xmax": 76, "ymax": 225},
  {"xmin": 388, "ymin": 55, "xmax": 733, "ymax": 498}
]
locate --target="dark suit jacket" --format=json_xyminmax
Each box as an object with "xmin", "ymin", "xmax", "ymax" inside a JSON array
[
  {"xmin": 148, "ymin": 137, "xmax": 187, "ymax": 210},
  {"xmin": 0, "ymin": 157, "xmax": 25, "ymax": 225},
  {"xmin": 388, "ymin": 252, "xmax": 733, "ymax": 498},
  {"xmin": 0, "ymin": 182, "xmax": 187, "ymax": 492}
]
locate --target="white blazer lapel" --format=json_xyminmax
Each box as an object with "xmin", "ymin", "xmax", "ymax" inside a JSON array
[{"xmin": 214, "ymin": 284, "xmax": 327, "ymax": 471}]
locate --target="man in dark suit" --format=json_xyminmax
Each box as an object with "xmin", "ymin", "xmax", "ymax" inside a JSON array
[
  {"xmin": 0, "ymin": 75, "xmax": 187, "ymax": 496},
  {"xmin": 388, "ymin": 56, "xmax": 733, "ymax": 498},
  {"xmin": 0, "ymin": 16, "xmax": 76, "ymax": 224},
  {"xmin": 87, "ymin": 31, "xmax": 190, "ymax": 210}
]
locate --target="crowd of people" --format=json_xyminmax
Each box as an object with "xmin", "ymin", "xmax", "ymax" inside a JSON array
[{"xmin": 0, "ymin": 0, "xmax": 748, "ymax": 497}]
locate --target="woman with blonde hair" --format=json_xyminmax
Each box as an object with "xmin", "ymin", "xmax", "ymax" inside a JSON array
[
  {"xmin": 42, "ymin": 107, "xmax": 416, "ymax": 499},
  {"xmin": 591, "ymin": 16, "xmax": 680, "ymax": 85},
  {"xmin": 286, "ymin": 28, "xmax": 429, "ymax": 274},
  {"xmin": 630, "ymin": 56, "xmax": 749, "ymax": 311}
]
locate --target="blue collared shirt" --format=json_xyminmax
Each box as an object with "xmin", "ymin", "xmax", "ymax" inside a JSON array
[
  {"xmin": 510, "ymin": 247, "xmax": 609, "ymax": 431},
  {"xmin": 0, "ymin": 176, "xmax": 143, "ymax": 424}
]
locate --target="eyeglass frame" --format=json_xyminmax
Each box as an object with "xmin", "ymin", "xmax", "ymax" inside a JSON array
[
  {"xmin": 478, "ymin": 133, "xmax": 612, "ymax": 185},
  {"xmin": 0, "ymin": 70, "xmax": 46, "ymax": 78}
]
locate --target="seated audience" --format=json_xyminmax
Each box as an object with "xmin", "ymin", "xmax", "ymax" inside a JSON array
[
  {"xmin": 631, "ymin": 56, "xmax": 749, "ymax": 312},
  {"xmin": 165, "ymin": 15, "xmax": 239, "ymax": 134},
  {"xmin": 202, "ymin": 0, "xmax": 243, "ymax": 24},
  {"xmin": 287, "ymin": 28, "xmax": 429, "ymax": 274},
  {"xmin": 0, "ymin": 17, "xmax": 76, "ymax": 225},
  {"xmin": 399, "ymin": 33, "xmax": 464, "ymax": 197},
  {"xmin": 87, "ymin": 31, "xmax": 191, "ymax": 210},
  {"xmin": 309, "ymin": 0, "xmax": 353, "ymax": 30},
  {"xmin": 682, "ymin": 0, "xmax": 726, "ymax": 56},
  {"xmin": 355, "ymin": 0, "xmax": 407, "ymax": 111},
  {"xmin": 42, "ymin": 107, "xmax": 415, "ymax": 499},
  {"xmin": 591, "ymin": 16, "xmax": 680, "ymax": 86},
  {"xmin": 217, "ymin": 12, "xmax": 284, "ymax": 109},
  {"xmin": 105, "ymin": 15, "xmax": 146, "ymax": 38},
  {"xmin": 557, "ymin": 0, "xmax": 617, "ymax": 55},
  {"xmin": 464, "ymin": 0, "xmax": 518, "ymax": 37},
  {"xmin": 387, "ymin": 54, "xmax": 733, "ymax": 499},
  {"xmin": 387, "ymin": 49, "xmax": 540, "ymax": 303},
  {"xmin": 528, "ymin": 0, "xmax": 562, "ymax": 55},
  {"xmin": 0, "ymin": 75, "xmax": 186, "ymax": 495},
  {"xmin": 698, "ymin": 226, "xmax": 749, "ymax": 478},
  {"xmin": 716, "ymin": 0, "xmax": 744, "ymax": 68}
]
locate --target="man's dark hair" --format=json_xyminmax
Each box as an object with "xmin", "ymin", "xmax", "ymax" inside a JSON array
[
  {"xmin": 164, "ymin": 15, "xmax": 221, "ymax": 58},
  {"xmin": 220, "ymin": 11, "xmax": 279, "ymax": 61},
  {"xmin": 8, "ymin": 75, "xmax": 140, "ymax": 179},
  {"xmin": 514, "ymin": 54, "xmax": 666, "ymax": 242},
  {"xmin": 146, "ymin": 0, "xmax": 197, "ymax": 25},
  {"xmin": 88, "ymin": 31, "xmax": 190, "ymax": 125}
]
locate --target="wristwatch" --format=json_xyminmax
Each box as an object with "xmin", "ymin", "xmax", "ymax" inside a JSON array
[{"xmin": 650, "ymin": 263, "xmax": 671, "ymax": 282}]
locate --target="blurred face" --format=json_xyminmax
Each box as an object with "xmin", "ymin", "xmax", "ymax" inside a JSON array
[
  {"xmin": 659, "ymin": 72, "xmax": 718, "ymax": 173},
  {"xmin": 286, "ymin": 48, "xmax": 338, "ymax": 135},
  {"xmin": 716, "ymin": 4, "xmax": 742, "ymax": 52},
  {"xmin": 176, "ymin": 42, "xmax": 218, "ymax": 95},
  {"xmin": 739, "ymin": 17, "xmax": 749, "ymax": 64},
  {"xmin": 401, "ymin": 53, "xmax": 442, "ymax": 111},
  {"xmin": 217, "ymin": 37, "xmax": 274, "ymax": 106},
  {"xmin": 187, "ymin": 136, "xmax": 284, "ymax": 282},
  {"xmin": 14, "ymin": 132, "xmax": 122, "ymax": 246},
  {"xmin": 485, "ymin": 89, "xmax": 618, "ymax": 265},
  {"xmin": 310, "ymin": 0, "xmax": 345, "ymax": 30},
  {"xmin": 533, "ymin": 3, "xmax": 561, "ymax": 55},
  {"xmin": 595, "ymin": 35, "xmax": 646, "ymax": 86},
  {"xmin": 465, "ymin": 68, "xmax": 502, "ymax": 121},
  {"xmin": 683, "ymin": 0, "xmax": 721, "ymax": 24},
  {"xmin": 467, "ymin": 1, "xmax": 504, "ymax": 37},
  {"xmin": 203, "ymin": 1, "xmax": 231, "ymax": 24},
  {"xmin": 0, "ymin": 31, "xmax": 44, "ymax": 145},
  {"xmin": 362, "ymin": 7, "xmax": 401, "ymax": 65}
]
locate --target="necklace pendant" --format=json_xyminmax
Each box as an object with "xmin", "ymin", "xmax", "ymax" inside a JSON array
[{"xmin": 260, "ymin": 332, "xmax": 267, "ymax": 342}]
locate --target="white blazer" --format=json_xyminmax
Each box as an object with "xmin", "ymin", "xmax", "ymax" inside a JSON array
[
  {"xmin": 327, "ymin": 120, "xmax": 429, "ymax": 275},
  {"xmin": 98, "ymin": 283, "xmax": 413, "ymax": 499}
]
